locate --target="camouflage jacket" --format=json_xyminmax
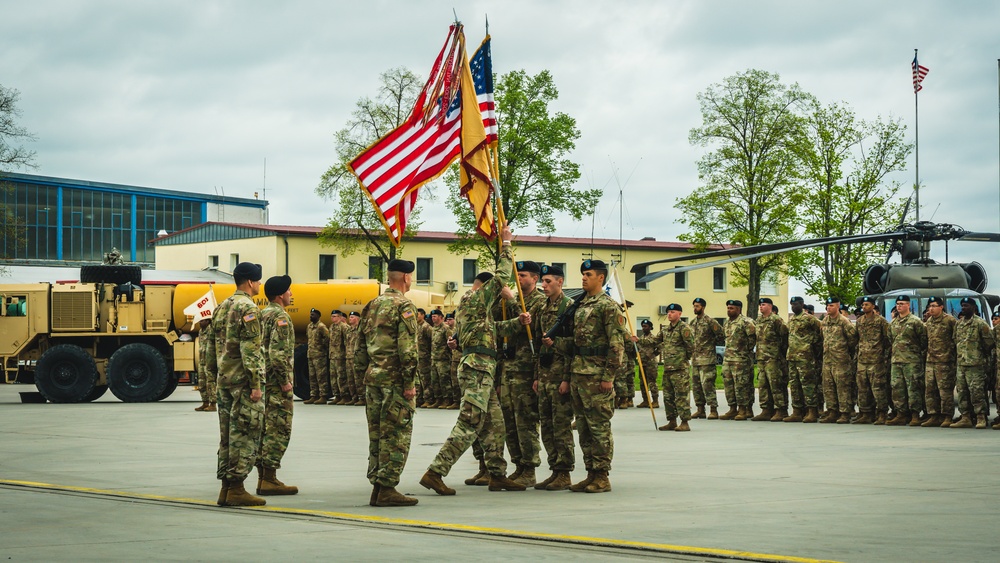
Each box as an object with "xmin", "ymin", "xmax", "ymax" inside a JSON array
[
  {"xmin": 306, "ymin": 321, "xmax": 329, "ymax": 360},
  {"xmin": 456, "ymin": 245, "xmax": 513, "ymax": 371},
  {"xmin": 354, "ymin": 288, "xmax": 418, "ymax": 389},
  {"xmin": 329, "ymin": 321, "xmax": 346, "ymax": 360},
  {"xmin": 657, "ymin": 320, "xmax": 693, "ymax": 370},
  {"xmin": 570, "ymin": 292, "xmax": 626, "ymax": 381},
  {"xmin": 822, "ymin": 313, "xmax": 857, "ymax": 364},
  {"xmin": 855, "ymin": 313, "xmax": 891, "ymax": 365},
  {"xmin": 755, "ymin": 313, "xmax": 788, "ymax": 361},
  {"xmin": 636, "ymin": 331, "xmax": 660, "ymax": 365},
  {"xmin": 536, "ymin": 292, "xmax": 573, "ymax": 383},
  {"xmin": 924, "ymin": 312, "xmax": 957, "ymax": 364},
  {"xmin": 955, "ymin": 315, "xmax": 995, "ymax": 366},
  {"xmin": 206, "ymin": 289, "xmax": 265, "ymax": 391},
  {"xmin": 417, "ymin": 320, "xmax": 433, "ymax": 365},
  {"xmin": 497, "ymin": 287, "xmax": 547, "ymax": 373},
  {"xmin": 723, "ymin": 314, "xmax": 756, "ymax": 363},
  {"xmin": 261, "ymin": 301, "xmax": 294, "ymax": 387},
  {"xmin": 786, "ymin": 311, "xmax": 823, "ymax": 362},
  {"xmin": 690, "ymin": 314, "xmax": 723, "ymax": 366},
  {"xmin": 890, "ymin": 313, "xmax": 927, "ymax": 364},
  {"xmin": 197, "ymin": 321, "xmax": 215, "ymax": 377},
  {"xmin": 344, "ymin": 323, "xmax": 360, "ymax": 360},
  {"xmin": 431, "ymin": 323, "xmax": 451, "ymax": 362}
]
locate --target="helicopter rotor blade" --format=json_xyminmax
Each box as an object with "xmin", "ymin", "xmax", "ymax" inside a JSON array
[{"xmin": 958, "ymin": 232, "xmax": 1000, "ymax": 242}]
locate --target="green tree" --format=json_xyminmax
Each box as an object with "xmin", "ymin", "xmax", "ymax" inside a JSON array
[
  {"xmin": 0, "ymin": 84, "xmax": 37, "ymax": 262},
  {"xmin": 677, "ymin": 69, "xmax": 813, "ymax": 316},
  {"xmin": 315, "ymin": 67, "xmax": 423, "ymax": 278},
  {"xmin": 445, "ymin": 69, "xmax": 599, "ymax": 261}
]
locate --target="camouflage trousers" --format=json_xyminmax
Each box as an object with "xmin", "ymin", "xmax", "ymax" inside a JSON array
[
  {"xmin": 351, "ymin": 364, "xmax": 364, "ymax": 402},
  {"xmin": 259, "ymin": 383, "xmax": 293, "ymax": 469},
  {"xmin": 217, "ymin": 385, "xmax": 264, "ymax": 481},
  {"xmin": 691, "ymin": 364, "xmax": 717, "ymax": 408},
  {"xmin": 570, "ymin": 374, "xmax": 614, "ymax": 473},
  {"xmin": 924, "ymin": 362, "xmax": 956, "ymax": 417},
  {"xmin": 722, "ymin": 361, "xmax": 754, "ymax": 407},
  {"xmin": 891, "ymin": 362, "xmax": 925, "ymax": 414},
  {"xmin": 638, "ymin": 355, "xmax": 659, "ymax": 398},
  {"xmin": 662, "ymin": 367, "xmax": 691, "ymax": 421},
  {"xmin": 822, "ymin": 360, "xmax": 854, "ymax": 413},
  {"xmin": 197, "ymin": 365, "xmax": 217, "ymax": 405},
  {"xmin": 365, "ymin": 385, "xmax": 414, "ymax": 488},
  {"xmin": 451, "ymin": 359, "xmax": 461, "ymax": 401},
  {"xmin": 428, "ymin": 361, "xmax": 508, "ymax": 477},
  {"xmin": 538, "ymin": 379, "xmax": 575, "ymax": 471},
  {"xmin": 956, "ymin": 364, "xmax": 989, "ymax": 416},
  {"xmin": 856, "ymin": 362, "xmax": 889, "ymax": 413},
  {"xmin": 787, "ymin": 360, "xmax": 819, "ymax": 409},
  {"xmin": 331, "ymin": 357, "xmax": 352, "ymax": 398},
  {"xmin": 500, "ymin": 370, "xmax": 540, "ymax": 468},
  {"xmin": 417, "ymin": 358, "xmax": 433, "ymax": 402},
  {"xmin": 757, "ymin": 358, "xmax": 788, "ymax": 410},
  {"xmin": 432, "ymin": 360, "xmax": 451, "ymax": 401},
  {"xmin": 307, "ymin": 355, "xmax": 330, "ymax": 398}
]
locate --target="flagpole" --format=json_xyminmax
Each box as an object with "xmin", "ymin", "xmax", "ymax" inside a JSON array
[
  {"xmin": 997, "ymin": 58, "xmax": 999, "ymax": 230},
  {"xmin": 611, "ymin": 266, "xmax": 658, "ymax": 429},
  {"xmin": 914, "ymin": 48, "xmax": 921, "ymax": 222}
]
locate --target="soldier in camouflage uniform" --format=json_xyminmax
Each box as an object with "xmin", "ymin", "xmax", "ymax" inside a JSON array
[
  {"xmin": 617, "ymin": 327, "xmax": 636, "ymax": 409},
  {"xmin": 635, "ymin": 319, "xmax": 660, "ymax": 408},
  {"xmin": 785, "ymin": 296, "xmax": 822, "ymax": 423},
  {"xmin": 819, "ymin": 297, "xmax": 858, "ymax": 424},
  {"xmin": 993, "ymin": 312, "xmax": 1000, "ymax": 429},
  {"xmin": 855, "ymin": 296, "xmax": 892, "ymax": 425},
  {"xmin": 206, "ymin": 262, "xmax": 266, "ymax": 507},
  {"xmin": 356, "ymin": 259, "xmax": 420, "ymax": 507},
  {"xmin": 446, "ymin": 313, "xmax": 461, "ymax": 406},
  {"xmin": 415, "ymin": 309, "xmax": 434, "ymax": 408},
  {"xmin": 887, "ymin": 295, "xmax": 928, "ymax": 426},
  {"xmin": 753, "ymin": 298, "xmax": 789, "ymax": 422},
  {"xmin": 195, "ymin": 317, "xmax": 217, "ymax": 412},
  {"xmin": 720, "ymin": 300, "xmax": 756, "ymax": 421},
  {"xmin": 429, "ymin": 310, "xmax": 452, "ymax": 408},
  {"xmin": 329, "ymin": 311, "xmax": 353, "ymax": 405},
  {"xmin": 346, "ymin": 311, "xmax": 364, "ymax": 406},
  {"xmin": 655, "ymin": 303, "xmax": 693, "ymax": 431},
  {"xmin": 690, "ymin": 298, "xmax": 723, "ymax": 419},
  {"xmin": 922, "ymin": 296, "xmax": 957, "ymax": 427},
  {"xmin": 952, "ymin": 298, "xmax": 995, "ymax": 429},
  {"xmin": 420, "ymin": 225, "xmax": 524, "ymax": 495},
  {"xmin": 305, "ymin": 308, "xmax": 330, "ymax": 404},
  {"xmin": 256, "ymin": 275, "xmax": 298, "ymax": 496}
]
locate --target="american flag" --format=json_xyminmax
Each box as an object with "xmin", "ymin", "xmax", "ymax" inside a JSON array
[
  {"xmin": 470, "ymin": 37, "xmax": 497, "ymax": 145},
  {"xmin": 912, "ymin": 54, "xmax": 929, "ymax": 93}
]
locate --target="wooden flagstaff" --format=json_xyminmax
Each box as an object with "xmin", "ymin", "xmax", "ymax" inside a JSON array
[{"xmin": 610, "ymin": 266, "xmax": 657, "ymax": 429}]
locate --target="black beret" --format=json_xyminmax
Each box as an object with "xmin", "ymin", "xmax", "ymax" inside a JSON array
[
  {"xmin": 233, "ymin": 262, "xmax": 262, "ymax": 282},
  {"xmin": 826, "ymin": 296, "xmax": 840, "ymax": 304},
  {"xmin": 992, "ymin": 310, "xmax": 1000, "ymax": 319},
  {"xmin": 640, "ymin": 319, "xmax": 653, "ymax": 327},
  {"xmin": 666, "ymin": 303, "xmax": 683, "ymax": 312},
  {"xmin": 264, "ymin": 275, "xmax": 291, "ymax": 299},
  {"xmin": 581, "ymin": 259, "xmax": 607, "ymax": 272},
  {"xmin": 840, "ymin": 304, "xmax": 850, "ymax": 312},
  {"xmin": 862, "ymin": 296, "xmax": 877, "ymax": 304},
  {"xmin": 960, "ymin": 297, "xmax": 976, "ymax": 305},
  {"xmin": 516, "ymin": 260, "xmax": 540, "ymax": 274},
  {"xmin": 895, "ymin": 295, "xmax": 911, "ymax": 302},
  {"xmin": 693, "ymin": 297, "xmax": 707, "ymax": 305},
  {"xmin": 429, "ymin": 309, "xmax": 443, "ymax": 317},
  {"xmin": 790, "ymin": 296, "xmax": 805, "ymax": 304},
  {"xmin": 417, "ymin": 308, "xmax": 426, "ymax": 314},
  {"xmin": 927, "ymin": 296, "xmax": 944, "ymax": 306},
  {"xmin": 759, "ymin": 297, "xmax": 773, "ymax": 305},
  {"xmin": 773, "ymin": 305, "xmax": 779, "ymax": 313},
  {"xmin": 310, "ymin": 308, "xmax": 320, "ymax": 315},
  {"xmin": 349, "ymin": 311, "xmax": 360, "ymax": 318},
  {"xmin": 540, "ymin": 264, "xmax": 564, "ymax": 278},
  {"xmin": 475, "ymin": 271, "xmax": 494, "ymax": 283},
  {"xmin": 333, "ymin": 310, "xmax": 345, "ymax": 317},
  {"xmin": 726, "ymin": 299, "xmax": 742, "ymax": 308},
  {"xmin": 444, "ymin": 312, "xmax": 455, "ymax": 319},
  {"xmin": 387, "ymin": 259, "xmax": 415, "ymax": 273},
  {"xmin": 805, "ymin": 304, "xmax": 815, "ymax": 312}
]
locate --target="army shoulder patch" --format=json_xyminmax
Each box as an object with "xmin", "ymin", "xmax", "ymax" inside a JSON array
[
  {"xmin": 243, "ymin": 312, "xmax": 257, "ymax": 322},
  {"xmin": 402, "ymin": 310, "xmax": 414, "ymax": 319},
  {"xmin": 277, "ymin": 319, "xmax": 288, "ymax": 327},
  {"xmin": 617, "ymin": 315, "xmax": 625, "ymax": 326}
]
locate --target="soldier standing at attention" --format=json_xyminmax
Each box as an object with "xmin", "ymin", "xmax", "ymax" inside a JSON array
[
  {"xmin": 206, "ymin": 262, "xmax": 266, "ymax": 507},
  {"xmin": 656, "ymin": 303, "xmax": 693, "ymax": 432},
  {"xmin": 195, "ymin": 316, "xmax": 217, "ymax": 412},
  {"xmin": 993, "ymin": 311, "xmax": 1000, "ymax": 429},
  {"xmin": 635, "ymin": 320, "xmax": 660, "ymax": 409},
  {"xmin": 785, "ymin": 297, "xmax": 823, "ymax": 423},
  {"xmin": 855, "ymin": 296, "xmax": 892, "ymax": 425},
  {"xmin": 346, "ymin": 311, "xmax": 364, "ymax": 406},
  {"xmin": 562, "ymin": 259, "xmax": 625, "ymax": 493},
  {"xmin": 819, "ymin": 297, "xmax": 858, "ymax": 424},
  {"xmin": 720, "ymin": 300, "xmax": 756, "ymax": 421},
  {"xmin": 753, "ymin": 298, "xmax": 789, "ymax": 422},
  {"xmin": 355, "ymin": 259, "xmax": 420, "ymax": 507},
  {"xmin": 690, "ymin": 298, "xmax": 723, "ymax": 419},
  {"xmin": 256, "ymin": 275, "xmax": 298, "ymax": 496},
  {"xmin": 446, "ymin": 312, "xmax": 461, "ymax": 408},
  {"xmin": 328, "ymin": 311, "xmax": 349, "ymax": 405},
  {"xmin": 420, "ymin": 224, "xmax": 525, "ymax": 495},
  {"xmin": 429, "ymin": 309, "xmax": 451, "ymax": 409},
  {"xmin": 952, "ymin": 298, "xmax": 995, "ymax": 429},
  {"xmin": 415, "ymin": 309, "xmax": 435, "ymax": 408},
  {"xmin": 618, "ymin": 321, "xmax": 637, "ymax": 409},
  {"xmin": 304, "ymin": 308, "xmax": 329, "ymax": 404},
  {"xmin": 887, "ymin": 295, "xmax": 928, "ymax": 426},
  {"xmin": 922, "ymin": 296, "xmax": 957, "ymax": 427}
]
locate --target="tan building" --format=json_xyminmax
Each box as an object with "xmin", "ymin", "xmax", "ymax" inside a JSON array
[{"xmin": 153, "ymin": 222, "xmax": 788, "ymax": 327}]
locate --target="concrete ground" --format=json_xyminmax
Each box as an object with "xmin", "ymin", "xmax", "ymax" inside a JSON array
[{"xmin": 2, "ymin": 384, "xmax": 998, "ymax": 562}]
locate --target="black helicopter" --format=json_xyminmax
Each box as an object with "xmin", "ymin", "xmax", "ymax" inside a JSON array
[{"xmin": 630, "ymin": 220, "xmax": 1000, "ymax": 320}]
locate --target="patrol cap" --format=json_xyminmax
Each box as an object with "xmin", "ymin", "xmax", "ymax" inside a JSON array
[
  {"xmin": 826, "ymin": 296, "xmax": 840, "ymax": 304},
  {"xmin": 861, "ymin": 296, "xmax": 877, "ymax": 304},
  {"xmin": 475, "ymin": 271, "xmax": 494, "ymax": 283},
  {"xmin": 895, "ymin": 295, "xmax": 911, "ymax": 302},
  {"xmin": 790, "ymin": 296, "xmax": 805, "ymax": 304},
  {"xmin": 540, "ymin": 264, "xmax": 564, "ymax": 278},
  {"xmin": 264, "ymin": 275, "xmax": 292, "ymax": 299},
  {"xmin": 693, "ymin": 297, "xmax": 707, "ymax": 306},
  {"xmin": 960, "ymin": 297, "xmax": 976, "ymax": 305},
  {"xmin": 429, "ymin": 309, "xmax": 443, "ymax": 317},
  {"xmin": 759, "ymin": 297, "xmax": 773, "ymax": 305},
  {"xmin": 233, "ymin": 262, "xmax": 262, "ymax": 282},
  {"xmin": 927, "ymin": 296, "xmax": 944, "ymax": 306},
  {"xmin": 349, "ymin": 311, "xmax": 360, "ymax": 318},
  {"xmin": 666, "ymin": 303, "xmax": 682, "ymax": 312},
  {"xmin": 387, "ymin": 259, "xmax": 415, "ymax": 273},
  {"xmin": 725, "ymin": 299, "xmax": 743, "ymax": 308},
  {"xmin": 516, "ymin": 260, "xmax": 540, "ymax": 274},
  {"xmin": 581, "ymin": 258, "xmax": 608, "ymax": 272},
  {"xmin": 640, "ymin": 319, "xmax": 653, "ymax": 327}
]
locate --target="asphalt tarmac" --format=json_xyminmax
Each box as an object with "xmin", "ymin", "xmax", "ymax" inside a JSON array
[{"xmin": 2, "ymin": 384, "xmax": 998, "ymax": 562}]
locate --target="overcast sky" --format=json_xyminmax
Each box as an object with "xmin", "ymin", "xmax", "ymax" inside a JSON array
[{"xmin": 5, "ymin": 1, "xmax": 1000, "ymax": 295}]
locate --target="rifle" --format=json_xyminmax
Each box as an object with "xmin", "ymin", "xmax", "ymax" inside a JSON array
[{"xmin": 544, "ymin": 292, "xmax": 586, "ymax": 341}]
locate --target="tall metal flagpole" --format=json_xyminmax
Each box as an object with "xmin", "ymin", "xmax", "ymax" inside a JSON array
[{"xmin": 914, "ymin": 48, "xmax": 921, "ymax": 222}]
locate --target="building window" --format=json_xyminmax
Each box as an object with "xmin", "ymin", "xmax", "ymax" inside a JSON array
[
  {"xmin": 713, "ymin": 267, "xmax": 726, "ymax": 291},
  {"xmin": 634, "ymin": 265, "xmax": 648, "ymax": 290},
  {"xmin": 674, "ymin": 271, "xmax": 688, "ymax": 291},
  {"xmin": 760, "ymin": 271, "xmax": 778, "ymax": 296},
  {"xmin": 208, "ymin": 255, "xmax": 219, "ymax": 268},
  {"xmin": 230, "ymin": 253, "xmax": 239, "ymax": 271},
  {"xmin": 319, "ymin": 254, "xmax": 336, "ymax": 280},
  {"xmin": 416, "ymin": 258, "xmax": 432, "ymax": 286},
  {"xmin": 463, "ymin": 259, "xmax": 477, "ymax": 285},
  {"xmin": 368, "ymin": 256, "xmax": 383, "ymax": 281}
]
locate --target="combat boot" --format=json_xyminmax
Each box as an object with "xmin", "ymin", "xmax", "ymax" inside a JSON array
[
  {"xmin": 303, "ymin": 396, "xmax": 318, "ymax": 405},
  {"xmin": 626, "ymin": 397, "xmax": 635, "ymax": 407},
  {"xmin": 908, "ymin": 412, "xmax": 921, "ymax": 426},
  {"xmin": 873, "ymin": 411, "xmax": 887, "ymax": 425},
  {"xmin": 693, "ymin": 406, "xmax": 706, "ymax": 419},
  {"xmin": 195, "ymin": 402, "xmax": 208, "ymax": 411},
  {"xmin": 650, "ymin": 393, "xmax": 660, "ymax": 409},
  {"xmin": 992, "ymin": 419, "xmax": 1000, "ymax": 430},
  {"xmin": 636, "ymin": 396, "xmax": 650, "ymax": 409},
  {"xmin": 836, "ymin": 412, "xmax": 851, "ymax": 424},
  {"xmin": 976, "ymin": 415, "xmax": 988, "ymax": 429},
  {"xmin": 508, "ymin": 466, "xmax": 525, "ymax": 482},
  {"xmin": 675, "ymin": 420, "xmax": 691, "ymax": 432},
  {"xmin": 751, "ymin": 408, "xmax": 773, "ymax": 422},
  {"xmin": 783, "ymin": 408, "xmax": 803, "ymax": 423},
  {"xmin": 819, "ymin": 410, "xmax": 838, "ymax": 424},
  {"xmin": 921, "ymin": 414, "xmax": 943, "ymax": 428},
  {"xmin": 369, "ymin": 483, "xmax": 381, "ymax": 506},
  {"xmin": 223, "ymin": 478, "xmax": 266, "ymax": 507},
  {"xmin": 217, "ymin": 479, "xmax": 230, "ymax": 506},
  {"xmin": 424, "ymin": 398, "xmax": 438, "ymax": 409},
  {"xmin": 419, "ymin": 470, "xmax": 456, "ymax": 495},
  {"xmin": 802, "ymin": 407, "xmax": 819, "ymax": 423},
  {"xmin": 853, "ymin": 412, "xmax": 874, "ymax": 425},
  {"xmin": 513, "ymin": 467, "xmax": 536, "ymax": 487},
  {"xmin": 437, "ymin": 399, "xmax": 452, "ymax": 409},
  {"xmin": 570, "ymin": 471, "xmax": 595, "ymax": 492},
  {"xmin": 534, "ymin": 471, "xmax": 558, "ymax": 490},
  {"xmin": 885, "ymin": 411, "xmax": 909, "ymax": 426},
  {"xmin": 719, "ymin": 406, "xmax": 738, "ymax": 420},
  {"xmin": 940, "ymin": 416, "xmax": 953, "ymax": 428},
  {"xmin": 374, "ymin": 486, "xmax": 419, "ymax": 507},
  {"xmin": 353, "ymin": 397, "xmax": 366, "ymax": 406},
  {"xmin": 584, "ymin": 471, "xmax": 611, "ymax": 493},
  {"xmin": 708, "ymin": 407, "xmax": 719, "ymax": 420},
  {"xmin": 465, "ymin": 460, "xmax": 488, "ymax": 486},
  {"xmin": 545, "ymin": 471, "xmax": 573, "ymax": 491},
  {"xmin": 257, "ymin": 467, "xmax": 298, "ymax": 496},
  {"xmin": 488, "ymin": 474, "xmax": 526, "ymax": 491},
  {"xmin": 951, "ymin": 414, "xmax": 973, "ymax": 429},
  {"xmin": 657, "ymin": 417, "xmax": 677, "ymax": 431},
  {"xmin": 204, "ymin": 403, "xmax": 217, "ymax": 412},
  {"xmin": 317, "ymin": 395, "xmax": 331, "ymax": 405},
  {"xmin": 735, "ymin": 406, "xmax": 753, "ymax": 421},
  {"xmin": 770, "ymin": 407, "xmax": 787, "ymax": 422}
]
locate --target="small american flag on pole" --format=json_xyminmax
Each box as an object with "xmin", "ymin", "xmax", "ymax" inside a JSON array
[{"xmin": 912, "ymin": 54, "xmax": 929, "ymax": 93}]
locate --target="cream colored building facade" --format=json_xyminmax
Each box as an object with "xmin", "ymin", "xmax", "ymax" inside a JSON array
[{"xmin": 153, "ymin": 222, "xmax": 788, "ymax": 328}]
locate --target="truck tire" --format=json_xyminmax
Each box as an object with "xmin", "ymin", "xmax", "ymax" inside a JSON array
[
  {"xmin": 80, "ymin": 264, "xmax": 143, "ymax": 285},
  {"xmin": 108, "ymin": 343, "xmax": 168, "ymax": 402},
  {"xmin": 293, "ymin": 344, "xmax": 310, "ymax": 400},
  {"xmin": 156, "ymin": 373, "xmax": 179, "ymax": 401},
  {"xmin": 84, "ymin": 385, "xmax": 109, "ymax": 402},
  {"xmin": 35, "ymin": 344, "xmax": 98, "ymax": 403}
]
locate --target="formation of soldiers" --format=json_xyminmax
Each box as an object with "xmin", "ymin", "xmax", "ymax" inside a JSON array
[{"xmin": 304, "ymin": 308, "xmax": 364, "ymax": 405}]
